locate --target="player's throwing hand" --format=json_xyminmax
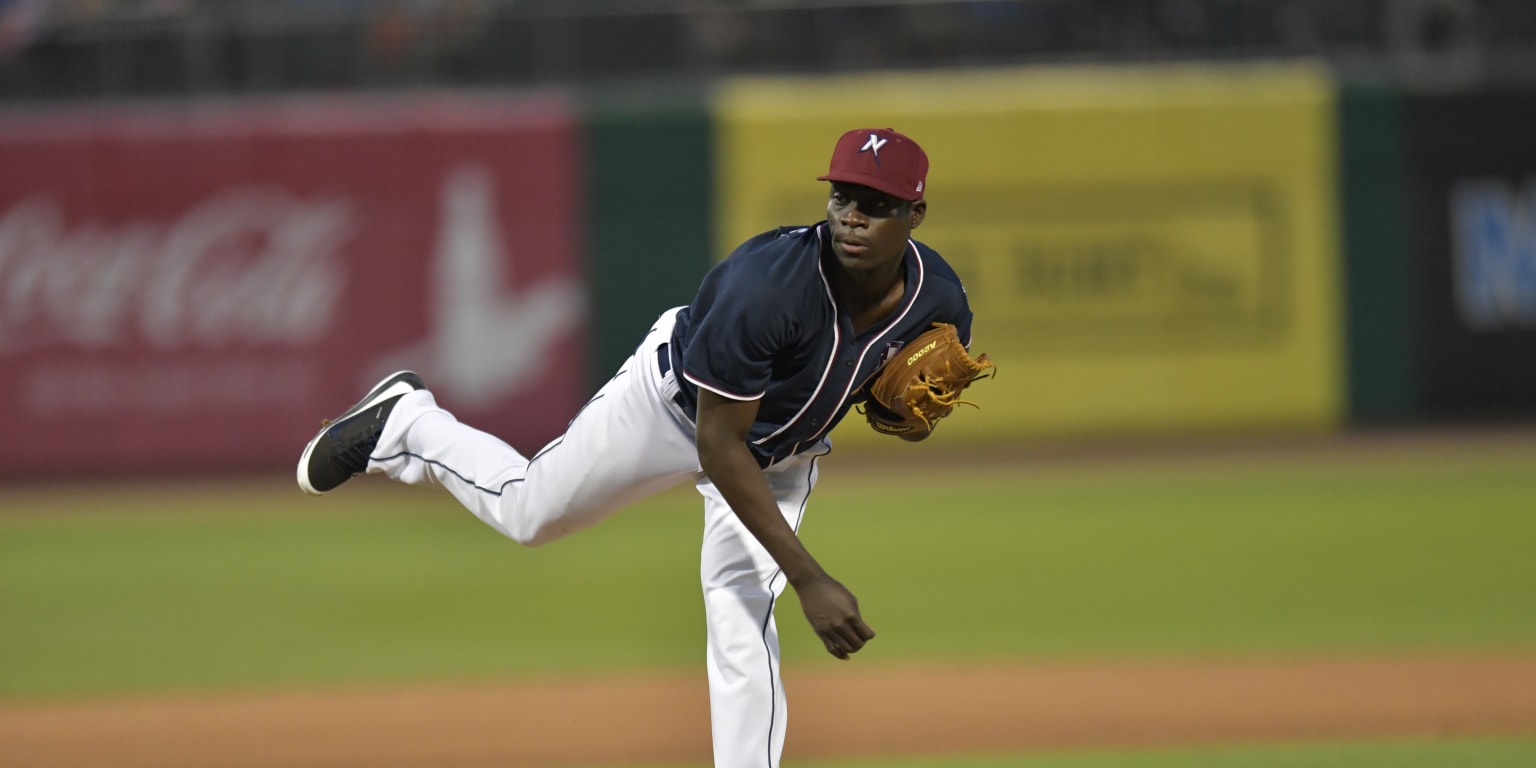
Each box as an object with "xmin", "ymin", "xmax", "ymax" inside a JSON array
[{"xmin": 793, "ymin": 572, "xmax": 876, "ymax": 660}]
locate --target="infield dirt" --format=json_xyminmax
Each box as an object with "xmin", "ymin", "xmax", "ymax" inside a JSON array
[{"xmin": 3, "ymin": 654, "xmax": 1535, "ymax": 768}]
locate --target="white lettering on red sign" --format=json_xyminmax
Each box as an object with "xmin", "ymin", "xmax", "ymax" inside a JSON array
[{"xmin": 0, "ymin": 187, "xmax": 352, "ymax": 352}]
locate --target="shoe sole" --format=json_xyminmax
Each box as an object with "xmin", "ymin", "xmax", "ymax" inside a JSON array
[{"xmin": 296, "ymin": 370, "xmax": 425, "ymax": 496}]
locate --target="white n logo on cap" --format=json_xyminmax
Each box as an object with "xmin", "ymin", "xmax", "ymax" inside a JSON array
[{"xmin": 859, "ymin": 133, "xmax": 888, "ymax": 159}]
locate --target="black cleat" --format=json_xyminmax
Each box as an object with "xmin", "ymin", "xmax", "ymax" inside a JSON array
[{"xmin": 297, "ymin": 371, "xmax": 426, "ymax": 495}]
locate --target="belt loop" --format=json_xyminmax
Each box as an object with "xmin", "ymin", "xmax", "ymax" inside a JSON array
[{"xmin": 656, "ymin": 342, "xmax": 691, "ymax": 417}]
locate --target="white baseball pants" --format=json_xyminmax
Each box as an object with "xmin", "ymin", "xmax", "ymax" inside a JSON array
[{"xmin": 368, "ymin": 307, "xmax": 827, "ymax": 768}]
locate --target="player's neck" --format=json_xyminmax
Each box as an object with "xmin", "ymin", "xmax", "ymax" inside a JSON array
[
  {"xmin": 833, "ymin": 257, "xmax": 901, "ymax": 296},
  {"xmin": 831, "ymin": 262, "xmax": 906, "ymax": 332}
]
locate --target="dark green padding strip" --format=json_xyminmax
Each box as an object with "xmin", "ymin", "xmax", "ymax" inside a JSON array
[
  {"xmin": 1338, "ymin": 83, "xmax": 1415, "ymax": 424},
  {"xmin": 582, "ymin": 89, "xmax": 715, "ymax": 383}
]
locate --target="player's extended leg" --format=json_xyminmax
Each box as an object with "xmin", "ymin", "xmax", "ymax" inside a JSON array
[
  {"xmin": 303, "ymin": 310, "xmax": 700, "ymax": 546},
  {"xmin": 697, "ymin": 442, "xmax": 829, "ymax": 768}
]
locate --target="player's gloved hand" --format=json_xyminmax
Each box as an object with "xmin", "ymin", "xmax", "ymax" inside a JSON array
[
  {"xmin": 861, "ymin": 322, "xmax": 995, "ymax": 438},
  {"xmin": 793, "ymin": 573, "xmax": 876, "ymax": 660}
]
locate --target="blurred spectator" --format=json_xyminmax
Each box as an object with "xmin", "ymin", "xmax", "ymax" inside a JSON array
[
  {"xmin": 426, "ymin": 0, "xmax": 491, "ymax": 80},
  {"xmin": 681, "ymin": 0, "xmax": 758, "ymax": 71},
  {"xmin": 367, "ymin": 0, "xmax": 417, "ymax": 80},
  {"xmin": 362, "ymin": 0, "xmax": 489, "ymax": 84},
  {"xmin": 0, "ymin": 0, "xmax": 46, "ymax": 63},
  {"xmin": 49, "ymin": 0, "xmax": 109, "ymax": 24}
]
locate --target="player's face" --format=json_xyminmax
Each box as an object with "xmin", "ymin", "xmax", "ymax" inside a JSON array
[{"xmin": 826, "ymin": 183, "xmax": 926, "ymax": 273}]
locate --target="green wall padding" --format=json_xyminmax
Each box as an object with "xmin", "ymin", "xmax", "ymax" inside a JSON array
[
  {"xmin": 1339, "ymin": 83, "xmax": 1416, "ymax": 424},
  {"xmin": 582, "ymin": 90, "xmax": 714, "ymax": 384}
]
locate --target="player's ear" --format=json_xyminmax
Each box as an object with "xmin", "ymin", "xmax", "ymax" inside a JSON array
[{"xmin": 909, "ymin": 200, "xmax": 927, "ymax": 230}]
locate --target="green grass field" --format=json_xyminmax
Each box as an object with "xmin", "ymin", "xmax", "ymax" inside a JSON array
[
  {"xmin": 2, "ymin": 437, "xmax": 1534, "ymax": 765},
  {"xmin": 3, "ymin": 438, "xmax": 1533, "ymax": 699}
]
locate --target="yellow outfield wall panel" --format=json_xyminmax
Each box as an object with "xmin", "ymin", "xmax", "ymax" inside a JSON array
[{"xmin": 712, "ymin": 64, "xmax": 1342, "ymax": 443}]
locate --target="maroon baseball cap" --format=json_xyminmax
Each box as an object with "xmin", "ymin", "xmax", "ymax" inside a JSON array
[{"xmin": 817, "ymin": 128, "xmax": 928, "ymax": 202}]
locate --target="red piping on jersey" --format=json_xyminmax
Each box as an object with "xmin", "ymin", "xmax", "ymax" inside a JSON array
[{"xmin": 683, "ymin": 371, "xmax": 766, "ymax": 402}]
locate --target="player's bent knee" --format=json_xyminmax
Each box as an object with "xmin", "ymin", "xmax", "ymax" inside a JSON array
[
  {"xmin": 506, "ymin": 522, "xmax": 551, "ymax": 547},
  {"xmin": 505, "ymin": 514, "xmax": 576, "ymax": 548}
]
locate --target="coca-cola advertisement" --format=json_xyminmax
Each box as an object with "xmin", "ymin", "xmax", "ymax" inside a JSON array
[{"xmin": 0, "ymin": 97, "xmax": 588, "ymax": 475}]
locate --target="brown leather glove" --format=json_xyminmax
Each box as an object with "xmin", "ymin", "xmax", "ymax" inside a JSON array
[{"xmin": 861, "ymin": 323, "xmax": 995, "ymax": 436}]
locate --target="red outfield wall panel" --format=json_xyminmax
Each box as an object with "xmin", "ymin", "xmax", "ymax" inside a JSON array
[{"xmin": 0, "ymin": 95, "xmax": 587, "ymax": 475}]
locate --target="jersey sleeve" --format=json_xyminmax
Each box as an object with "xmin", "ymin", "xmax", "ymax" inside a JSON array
[
  {"xmin": 955, "ymin": 298, "xmax": 976, "ymax": 348},
  {"xmin": 943, "ymin": 276, "xmax": 976, "ymax": 348},
  {"xmin": 915, "ymin": 240, "xmax": 976, "ymax": 347},
  {"xmin": 678, "ymin": 260, "xmax": 794, "ymax": 401}
]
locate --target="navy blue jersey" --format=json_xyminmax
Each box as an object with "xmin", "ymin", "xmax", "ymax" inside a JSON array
[{"xmin": 667, "ymin": 222, "xmax": 973, "ymax": 467}]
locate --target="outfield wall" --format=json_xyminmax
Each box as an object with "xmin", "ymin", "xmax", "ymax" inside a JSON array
[
  {"xmin": 1338, "ymin": 83, "xmax": 1536, "ymax": 425},
  {"xmin": 1403, "ymin": 88, "xmax": 1536, "ymax": 422},
  {"xmin": 1338, "ymin": 84, "xmax": 1414, "ymax": 425},
  {"xmin": 3, "ymin": 66, "xmax": 1533, "ymax": 475}
]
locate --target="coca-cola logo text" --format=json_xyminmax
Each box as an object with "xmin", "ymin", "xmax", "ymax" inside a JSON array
[{"xmin": 0, "ymin": 187, "xmax": 352, "ymax": 352}]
